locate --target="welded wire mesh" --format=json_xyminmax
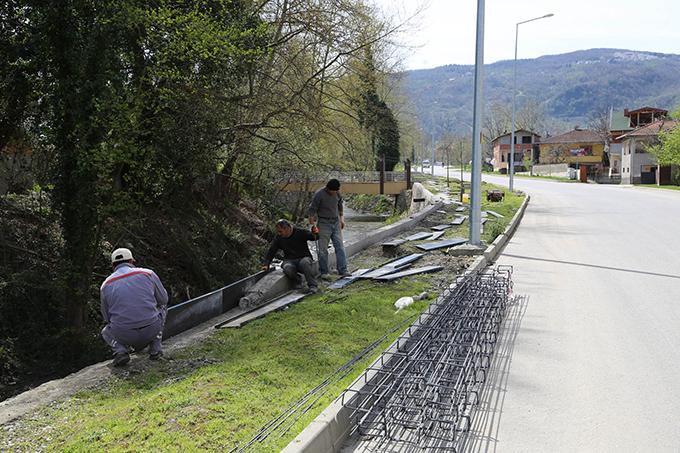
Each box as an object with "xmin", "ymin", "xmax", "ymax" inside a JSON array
[{"xmin": 341, "ymin": 266, "xmax": 513, "ymax": 451}]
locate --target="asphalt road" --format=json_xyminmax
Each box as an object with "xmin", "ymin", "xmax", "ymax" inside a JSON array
[{"xmin": 425, "ymin": 167, "xmax": 680, "ymax": 452}]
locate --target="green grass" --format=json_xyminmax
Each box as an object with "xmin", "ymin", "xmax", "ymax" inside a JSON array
[
  {"xmin": 457, "ymin": 180, "xmax": 523, "ymax": 244},
  {"xmin": 639, "ymin": 184, "xmax": 680, "ymax": 191},
  {"xmin": 1, "ymin": 280, "xmax": 431, "ymax": 452},
  {"xmin": 410, "ymin": 177, "xmax": 524, "ymax": 244},
  {"xmin": 0, "ymin": 181, "xmax": 526, "ymax": 452},
  {"xmin": 486, "ymin": 172, "xmax": 577, "ymax": 182}
]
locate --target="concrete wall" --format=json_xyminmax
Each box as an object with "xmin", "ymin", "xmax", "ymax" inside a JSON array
[
  {"xmin": 163, "ymin": 272, "xmax": 265, "ymax": 338},
  {"xmin": 532, "ymin": 163, "xmax": 568, "ymax": 177},
  {"xmin": 282, "ymin": 181, "xmax": 407, "ymax": 195},
  {"xmin": 324, "ymin": 186, "xmax": 441, "ymax": 271}
]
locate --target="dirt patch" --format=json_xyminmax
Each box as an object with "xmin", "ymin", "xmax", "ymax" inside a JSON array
[{"xmin": 347, "ymin": 202, "xmax": 475, "ymax": 289}]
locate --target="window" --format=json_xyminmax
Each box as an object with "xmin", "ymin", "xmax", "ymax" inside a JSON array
[{"xmin": 522, "ymin": 136, "xmax": 532, "ymax": 144}]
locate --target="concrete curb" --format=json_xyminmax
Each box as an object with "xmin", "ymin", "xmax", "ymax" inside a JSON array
[
  {"xmin": 0, "ymin": 196, "xmax": 443, "ymax": 426},
  {"xmin": 283, "ymin": 193, "xmax": 531, "ymax": 453},
  {"xmin": 483, "ymin": 194, "xmax": 530, "ymax": 263}
]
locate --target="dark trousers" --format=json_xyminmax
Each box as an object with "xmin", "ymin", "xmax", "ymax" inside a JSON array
[
  {"xmin": 102, "ymin": 315, "xmax": 164, "ymax": 355},
  {"xmin": 282, "ymin": 257, "xmax": 317, "ymax": 289}
]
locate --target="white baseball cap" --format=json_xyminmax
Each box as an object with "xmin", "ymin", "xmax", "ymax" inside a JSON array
[{"xmin": 111, "ymin": 248, "xmax": 134, "ymax": 264}]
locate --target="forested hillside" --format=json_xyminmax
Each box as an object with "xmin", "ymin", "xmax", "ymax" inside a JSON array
[{"xmin": 402, "ymin": 48, "xmax": 680, "ymax": 137}]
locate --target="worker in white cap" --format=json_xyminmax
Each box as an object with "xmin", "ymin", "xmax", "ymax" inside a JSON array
[{"xmin": 100, "ymin": 248, "xmax": 168, "ymax": 366}]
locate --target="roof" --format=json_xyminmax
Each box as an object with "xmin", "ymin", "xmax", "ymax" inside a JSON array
[
  {"xmin": 490, "ymin": 129, "xmax": 541, "ymax": 143},
  {"xmin": 539, "ymin": 128, "xmax": 604, "ymax": 145},
  {"xmin": 624, "ymin": 106, "xmax": 668, "ymax": 117},
  {"xmin": 618, "ymin": 119, "xmax": 678, "ymax": 139},
  {"xmin": 610, "ymin": 110, "xmax": 633, "ymax": 132}
]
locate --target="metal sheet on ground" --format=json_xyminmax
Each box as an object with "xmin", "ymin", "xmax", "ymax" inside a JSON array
[
  {"xmin": 328, "ymin": 269, "xmax": 371, "ymax": 289},
  {"xmin": 373, "ymin": 265, "xmax": 444, "ymax": 281},
  {"xmin": 429, "ymin": 231, "xmax": 445, "ymax": 240},
  {"xmin": 360, "ymin": 263, "xmax": 412, "ymax": 279},
  {"xmin": 416, "ymin": 238, "xmax": 467, "ymax": 251},
  {"xmin": 381, "ymin": 239, "xmax": 406, "ymax": 247},
  {"xmin": 450, "ymin": 217, "xmax": 466, "ymax": 225},
  {"xmin": 455, "ymin": 207, "xmax": 466, "ymax": 212},
  {"xmin": 385, "ymin": 253, "xmax": 424, "ymax": 268},
  {"xmin": 359, "ymin": 254, "xmax": 424, "ymax": 279},
  {"xmin": 404, "ymin": 232, "xmax": 432, "ymax": 241},
  {"xmin": 485, "ymin": 210, "xmax": 504, "ymax": 218},
  {"xmin": 481, "ymin": 218, "xmax": 488, "ymax": 225},
  {"xmin": 217, "ymin": 292, "xmax": 307, "ymax": 328},
  {"xmin": 431, "ymin": 224, "xmax": 452, "ymax": 231}
]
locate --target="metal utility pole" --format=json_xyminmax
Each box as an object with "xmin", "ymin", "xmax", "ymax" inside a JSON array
[
  {"xmin": 459, "ymin": 140, "xmax": 464, "ymax": 203},
  {"xmin": 431, "ymin": 133, "xmax": 435, "ymax": 176},
  {"xmin": 446, "ymin": 145, "xmax": 450, "ymax": 186},
  {"xmin": 469, "ymin": 0, "xmax": 485, "ymax": 246},
  {"xmin": 509, "ymin": 13, "xmax": 554, "ymax": 192}
]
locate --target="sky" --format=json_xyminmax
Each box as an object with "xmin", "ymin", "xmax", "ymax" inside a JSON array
[{"xmin": 373, "ymin": 0, "xmax": 680, "ymax": 70}]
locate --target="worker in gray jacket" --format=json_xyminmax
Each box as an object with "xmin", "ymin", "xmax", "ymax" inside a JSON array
[
  {"xmin": 100, "ymin": 248, "xmax": 168, "ymax": 366},
  {"xmin": 308, "ymin": 178, "xmax": 350, "ymax": 280}
]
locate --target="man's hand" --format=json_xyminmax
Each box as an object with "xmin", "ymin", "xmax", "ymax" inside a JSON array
[
  {"xmin": 311, "ymin": 225, "xmax": 319, "ymax": 234},
  {"xmin": 261, "ymin": 264, "xmax": 270, "ymax": 272},
  {"xmin": 340, "ymin": 217, "xmax": 345, "ymax": 229}
]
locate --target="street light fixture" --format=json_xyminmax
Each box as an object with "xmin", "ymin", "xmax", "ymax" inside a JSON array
[{"xmin": 509, "ymin": 13, "xmax": 554, "ymax": 192}]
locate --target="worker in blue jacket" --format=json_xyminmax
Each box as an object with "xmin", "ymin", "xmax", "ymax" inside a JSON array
[{"xmin": 100, "ymin": 248, "xmax": 168, "ymax": 366}]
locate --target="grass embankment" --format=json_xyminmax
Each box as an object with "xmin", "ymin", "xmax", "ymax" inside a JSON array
[
  {"xmin": 1, "ymin": 280, "xmax": 430, "ymax": 452},
  {"xmin": 1, "ymin": 184, "xmax": 525, "ymax": 452},
  {"xmin": 416, "ymin": 176, "xmax": 525, "ymax": 244},
  {"xmin": 443, "ymin": 167, "xmax": 576, "ymax": 183},
  {"xmin": 638, "ymin": 184, "xmax": 680, "ymax": 191}
]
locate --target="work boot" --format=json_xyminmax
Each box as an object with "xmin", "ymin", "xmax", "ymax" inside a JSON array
[
  {"xmin": 112, "ymin": 352, "xmax": 130, "ymax": 367},
  {"xmin": 149, "ymin": 351, "xmax": 164, "ymax": 361},
  {"xmin": 319, "ymin": 274, "xmax": 333, "ymax": 282},
  {"xmin": 339, "ymin": 271, "xmax": 352, "ymax": 278}
]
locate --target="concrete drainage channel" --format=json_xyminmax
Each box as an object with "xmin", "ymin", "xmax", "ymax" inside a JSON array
[
  {"xmin": 0, "ymin": 192, "xmax": 445, "ymax": 425},
  {"xmin": 282, "ymin": 194, "xmax": 530, "ymax": 453}
]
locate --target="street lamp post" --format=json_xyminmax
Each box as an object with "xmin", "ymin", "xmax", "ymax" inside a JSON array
[
  {"xmin": 469, "ymin": 0, "xmax": 485, "ymax": 246},
  {"xmin": 509, "ymin": 13, "xmax": 553, "ymax": 192}
]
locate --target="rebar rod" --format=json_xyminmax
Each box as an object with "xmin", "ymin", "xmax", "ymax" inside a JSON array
[{"xmin": 342, "ymin": 266, "xmax": 513, "ymax": 451}]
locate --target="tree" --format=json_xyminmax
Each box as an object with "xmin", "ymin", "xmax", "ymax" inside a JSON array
[
  {"xmin": 355, "ymin": 45, "xmax": 400, "ymax": 171},
  {"xmin": 588, "ymin": 105, "xmax": 612, "ymax": 166},
  {"xmin": 1, "ymin": 0, "xmax": 269, "ymax": 331}
]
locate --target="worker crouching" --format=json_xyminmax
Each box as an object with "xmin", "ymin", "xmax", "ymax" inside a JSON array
[
  {"xmin": 100, "ymin": 248, "xmax": 169, "ymax": 367},
  {"xmin": 262, "ymin": 219, "xmax": 319, "ymax": 294}
]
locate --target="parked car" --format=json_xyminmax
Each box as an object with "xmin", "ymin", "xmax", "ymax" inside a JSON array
[{"xmin": 422, "ymin": 159, "xmax": 431, "ymax": 168}]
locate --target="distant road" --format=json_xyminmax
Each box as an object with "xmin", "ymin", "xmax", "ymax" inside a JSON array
[{"xmin": 421, "ymin": 167, "xmax": 680, "ymax": 451}]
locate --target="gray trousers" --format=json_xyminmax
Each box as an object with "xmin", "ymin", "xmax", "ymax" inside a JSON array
[
  {"xmin": 282, "ymin": 257, "xmax": 317, "ymax": 288},
  {"xmin": 102, "ymin": 316, "xmax": 164, "ymax": 355},
  {"xmin": 317, "ymin": 218, "xmax": 347, "ymax": 275}
]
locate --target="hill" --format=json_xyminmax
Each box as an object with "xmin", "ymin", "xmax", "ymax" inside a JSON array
[{"xmin": 401, "ymin": 48, "xmax": 680, "ymax": 136}]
